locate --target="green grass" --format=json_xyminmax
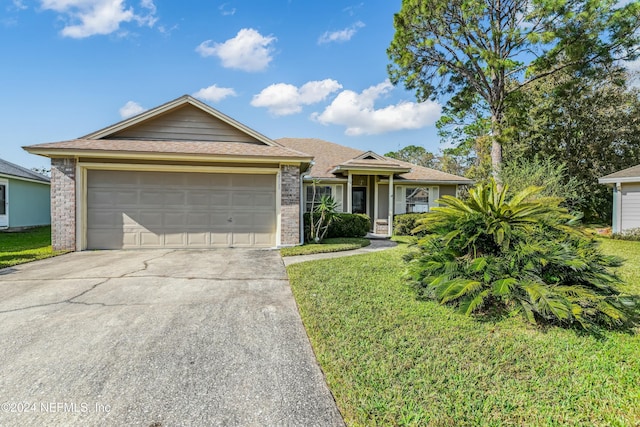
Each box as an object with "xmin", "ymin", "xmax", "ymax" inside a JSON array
[
  {"xmin": 287, "ymin": 239, "xmax": 640, "ymax": 426},
  {"xmin": 0, "ymin": 226, "xmax": 67, "ymax": 269},
  {"xmin": 280, "ymin": 237, "xmax": 370, "ymax": 257}
]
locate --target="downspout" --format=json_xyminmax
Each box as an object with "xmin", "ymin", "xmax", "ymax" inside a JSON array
[{"xmin": 299, "ymin": 170, "xmax": 305, "ymax": 245}]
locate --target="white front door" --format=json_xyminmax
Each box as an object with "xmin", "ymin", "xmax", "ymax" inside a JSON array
[{"xmin": 0, "ymin": 179, "xmax": 8, "ymax": 227}]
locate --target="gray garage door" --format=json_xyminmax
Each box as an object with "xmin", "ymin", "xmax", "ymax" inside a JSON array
[{"xmin": 87, "ymin": 170, "xmax": 276, "ymax": 249}]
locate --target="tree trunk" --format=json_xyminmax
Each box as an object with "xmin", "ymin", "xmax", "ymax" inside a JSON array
[{"xmin": 490, "ymin": 113, "xmax": 503, "ymax": 183}]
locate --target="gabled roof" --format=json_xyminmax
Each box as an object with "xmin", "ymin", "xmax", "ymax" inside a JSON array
[
  {"xmin": 83, "ymin": 95, "xmax": 279, "ymax": 146},
  {"xmin": 23, "ymin": 96, "xmax": 312, "ymax": 165},
  {"xmin": 276, "ymin": 138, "xmax": 472, "ymax": 184},
  {"xmin": 0, "ymin": 158, "xmax": 50, "ymax": 183},
  {"xmin": 599, "ymin": 164, "xmax": 640, "ymax": 184}
]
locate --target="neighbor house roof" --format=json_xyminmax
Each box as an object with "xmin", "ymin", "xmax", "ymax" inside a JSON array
[
  {"xmin": 0, "ymin": 158, "xmax": 50, "ymax": 183},
  {"xmin": 599, "ymin": 164, "xmax": 640, "ymax": 184},
  {"xmin": 276, "ymin": 138, "xmax": 472, "ymax": 184}
]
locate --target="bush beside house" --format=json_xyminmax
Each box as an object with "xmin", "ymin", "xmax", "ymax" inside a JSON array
[
  {"xmin": 304, "ymin": 213, "xmax": 370, "ymax": 242},
  {"xmin": 393, "ymin": 213, "xmax": 430, "ymax": 236}
]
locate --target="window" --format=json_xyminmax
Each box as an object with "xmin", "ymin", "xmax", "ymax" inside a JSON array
[
  {"xmin": 395, "ymin": 186, "xmax": 439, "ymax": 214},
  {"xmin": 0, "ymin": 184, "xmax": 5, "ymax": 215},
  {"xmin": 305, "ymin": 184, "xmax": 343, "ymax": 212},
  {"xmin": 405, "ymin": 187, "xmax": 430, "ymax": 213}
]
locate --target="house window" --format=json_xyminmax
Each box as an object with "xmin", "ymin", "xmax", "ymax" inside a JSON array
[
  {"xmin": 405, "ymin": 187, "xmax": 430, "ymax": 213},
  {"xmin": 0, "ymin": 184, "xmax": 5, "ymax": 215},
  {"xmin": 305, "ymin": 185, "xmax": 343, "ymax": 212}
]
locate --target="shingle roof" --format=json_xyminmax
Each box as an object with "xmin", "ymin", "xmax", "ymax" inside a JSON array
[
  {"xmin": 277, "ymin": 138, "xmax": 472, "ymax": 183},
  {"xmin": 0, "ymin": 158, "xmax": 50, "ymax": 183},
  {"xmin": 24, "ymin": 139, "xmax": 313, "ymax": 161},
  {"xmin": 600, "ymin": 164, "xmax": 640, "ymax": 181}
]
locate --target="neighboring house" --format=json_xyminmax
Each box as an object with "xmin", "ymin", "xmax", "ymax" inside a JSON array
[
  {"xmin": 24, "ymin": 95, "xmax": 470, "ymax": 252},
  {"xmin": 599, "ymin": 164, "xmax": 640, "ymax": 233},
  {"xmin": 0, "ymin": 158, "xmax": 51, "ymax": 230},
  {"xmin": 277, "ymin": 138, "xmax": 471, "ymax": 235}
]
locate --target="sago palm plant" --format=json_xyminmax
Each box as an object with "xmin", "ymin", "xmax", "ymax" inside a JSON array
[{"xmin": 406, "ymin": 179, "xmax": 639, "ymax": 332}]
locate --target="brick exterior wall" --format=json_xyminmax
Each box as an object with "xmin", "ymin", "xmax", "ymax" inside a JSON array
[
  {"xmin": 50, "ymin": 158, "xmax": 76, "ymax": 251},
  {"xmin": 280, "ymin": 165, "xmax": 301, "ymax": 246}
]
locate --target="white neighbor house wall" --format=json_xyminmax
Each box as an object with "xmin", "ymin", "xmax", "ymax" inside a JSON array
[{"xmin": 621, "ymin": 183, "xmax": 640, "ymax": 232}]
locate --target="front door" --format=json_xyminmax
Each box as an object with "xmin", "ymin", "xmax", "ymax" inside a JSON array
[
  {"xmin": 0, "ymin": 179, "xmax": 7, "ymax": 227},
  {"xmin": 352, "ymin": 187, "xmax": 366, "ymax": 214}
]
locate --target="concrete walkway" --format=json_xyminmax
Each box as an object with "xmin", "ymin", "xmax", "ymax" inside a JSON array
[{"xmin": 283, "ymin": 238, "xmax": 398, "ymax": 266}]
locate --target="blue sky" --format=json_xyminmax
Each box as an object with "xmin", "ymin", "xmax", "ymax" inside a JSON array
[{"xmin": 1, "ymin": 0, "xmax": 444, "ymax": 170}]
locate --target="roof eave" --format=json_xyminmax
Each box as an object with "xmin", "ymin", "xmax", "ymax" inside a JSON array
[
  {"xmin": 0, "ymin": 173, "xmax": 50, "ymax": 184},
  {"xmin": 386, "ymin": 178, "xmax": 474, "ymax": 185},
  {"xmin": 22, "ymin": 147, "xmax": 313, "ymax": 165},
  {"xmin": 598, "ymin": 176, "xmax": 640, "ymax": 184},
  {"xmin": 330, "ymin": 165, "xmax": 412, "ymax": 174}
]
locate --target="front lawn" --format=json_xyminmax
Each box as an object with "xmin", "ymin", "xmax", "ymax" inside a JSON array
[
  {"xmin": 0, "ymin": 226, "xmax": 66, "ymax": 269},
  {"xmin": 280, "ymin": 237, "xmax": 370, "ymax": 257},
  {"xmin": 287, "ymin": 239, "xmax": 640, "ymax": 426}
]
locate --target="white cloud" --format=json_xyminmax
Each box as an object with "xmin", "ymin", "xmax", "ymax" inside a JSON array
[
  {"xmin": 218, "ymin": 3, "xmax": 236, "ymax": 16},
  {"xmin": 196, "ymin": 28, "xmax": 276, "ymax": 72},
  {"xmin": 40, "ymin": 0, "xmax": 157, "ymax": 38},
  {"xmin": 318, "ymin": 21, "xmax": 364, "ymax": 44},
  {"xmin": 312, "ymin": 80, "xmax": 442, "ymax": 135},
  {"xmin": 192, "ymin": 84, "xmax": 237, "ymax": 102},
  {"xmin": 251, "ymin": 79, "xmax": 343, "ymax": 116},
  {"xmin": 119, "ymin": 100, "xmax": 145, "ymax": 119},
  {"xmin": 12, "ymin": 0, "xmax": 28, "ymax": 10}
]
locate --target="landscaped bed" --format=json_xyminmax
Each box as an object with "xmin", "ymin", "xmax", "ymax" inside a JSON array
[
  {"xmin": 280, "ymin": 237, "xmax": 370, "ymax": 257},
  {"xmin": 287, "ymin": 239, "xmax": 640, "ymax": 426},
  {"xmin": 0, "ymin": 226, "xmax": 66, "ymax": 269}
]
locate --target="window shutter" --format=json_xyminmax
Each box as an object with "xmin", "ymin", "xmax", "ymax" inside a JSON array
[
  {"xmin": 430, "ymin": 186, "xmax": 439, "ymax": 209},
  {"xmin": 335, "ymin": 185, "xmax": 344, "ymax": 212},
  {"xmin": 395, "ymin": 186, "xmax": 405, "ymax": 214}
]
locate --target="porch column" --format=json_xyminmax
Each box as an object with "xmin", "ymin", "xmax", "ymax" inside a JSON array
[
  {"xmin": 374, "ymin": 176, "xmax": 379, "ymax": 223},
  {"xmin": 388, "ymin": 174, "xmax": 394, "ymax": 237},
  {"xmin": 347, "ymin": 172, "xmax": 353, "ymax": 213}
]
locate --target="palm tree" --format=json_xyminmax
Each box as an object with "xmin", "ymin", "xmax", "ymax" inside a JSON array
[{"xmin": 407, "ymin": 179, "xmax": 638, "ymax": 331}]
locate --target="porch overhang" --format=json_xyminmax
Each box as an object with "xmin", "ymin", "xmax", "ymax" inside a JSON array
[{"xmin": 329, "ymin": 165, "xmax": 412, "ymax": 175}]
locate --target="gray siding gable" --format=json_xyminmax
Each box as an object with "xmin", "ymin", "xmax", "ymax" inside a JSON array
[{"xmin": 106, "ymin": 104, "xmax": 264, "ymax": 144}]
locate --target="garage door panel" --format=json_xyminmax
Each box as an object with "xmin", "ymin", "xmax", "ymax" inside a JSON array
[
  {"xmin": 165, "ymin": 233, "xmax": 186, "ymax": 246},
  {"xmin": 185, "ymin": 212, "xmax": 209, "ymax": 227},
  {"xmin": 211, "ymin": 232, "xmax": 230, "ymax": 245},
  {"xmin": 187, "ymin": 192, "xmax": 211, "ymax": 206},
  {"xmin": 87, "ymin": 170, "xmax": 276, "ymax": 249},
  {"xmin": 87, "ymin": 210, "xmax": 118, "ymax": 227},
  {"xmin": 211, "ymin": 192, "xmax": 231, "ymax": 206},
  {"xmin": 139, "ymin": 211, "xmax": 163, "ymax": 227},
  {"xmin": 115, "ymin": 191, "xmax": 139, "ymax": 206},
  {"xmin": 140, "ymin": 232, "xmax": 163, "ymax": 247},
  {"xmin": 231, "ymin": 233, "xmax": 252, "ymax": 246},
  {"xmin": 187, "ymin": 232, "xmax": 208, "ymax": 246}
]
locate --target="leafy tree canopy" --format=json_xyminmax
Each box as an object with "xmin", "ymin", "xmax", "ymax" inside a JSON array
[
  {"xmin": 388, "ymin": 0, "xmax": 640, "ymax": 171},
  {"xmin": 385, "ymin": 145, "xmax": 437, "ymax": 168}
]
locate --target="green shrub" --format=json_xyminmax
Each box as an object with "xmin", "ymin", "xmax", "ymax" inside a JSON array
[
  {"xmin": 304, "ymin": 213, "xmax": 370, "ymax": 241},
  {"xmin": 406, "ymin": 179, "xmax": 639, "ymax": 332},
  {"xmin": 393, "ymin": 213, "xmax": 430, "ymax": 236},
  {"xmin": 612, "ymin": 228, "xmax": 640, "ymax": 241}
]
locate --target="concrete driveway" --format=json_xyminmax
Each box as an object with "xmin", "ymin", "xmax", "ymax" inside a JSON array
[{"xmin": 0, "ymin": 250, "xmax": 344, "ymax": 427}]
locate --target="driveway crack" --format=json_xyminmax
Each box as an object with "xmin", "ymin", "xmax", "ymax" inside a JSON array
[{"xmin": 0, "ymin": 252, "xmax": 173, "ymax": 314}]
